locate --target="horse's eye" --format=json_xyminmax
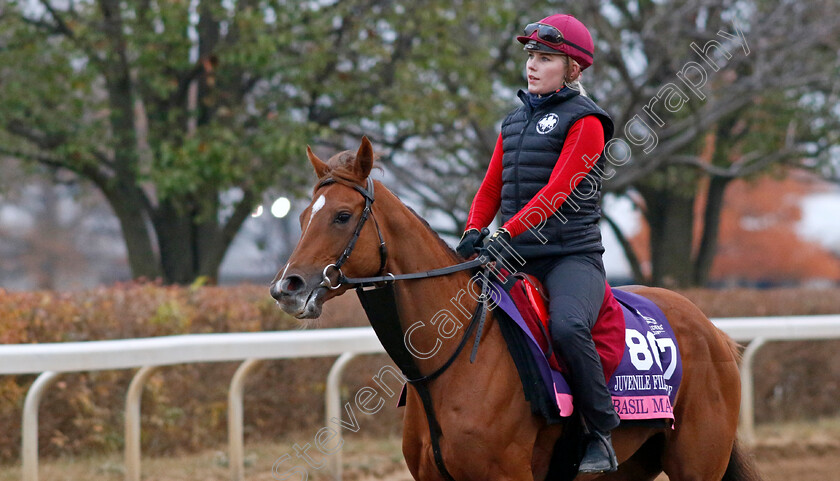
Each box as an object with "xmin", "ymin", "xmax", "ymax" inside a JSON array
[{"xmin": 334, "ymin": 212, "xmax": 352, "ymax": 224}]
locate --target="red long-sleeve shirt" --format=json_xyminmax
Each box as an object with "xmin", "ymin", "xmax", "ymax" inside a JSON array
[{"xmin": 466, "ymin": 115, "xmax": 606, "ymax": 237}]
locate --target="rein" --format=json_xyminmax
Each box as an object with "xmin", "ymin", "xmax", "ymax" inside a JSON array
[{"xmin": 315, "ymin": 176, "xmax": 491, "ymax": 481}]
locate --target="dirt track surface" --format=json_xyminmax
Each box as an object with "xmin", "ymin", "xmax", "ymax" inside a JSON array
[
  {"xmin": 301, "ymin": 435, "xmax": 840, "ymax": 481},
  {"xmin": 2, "ymin": 434, "xmax": 837, "ymax": 481},
  {"xmin": 749, "ymin": 442, "xmax": 840, "ymax": 481},
  {"xmin": 342, "ymin": 441, "xmax": 840, "ymax": 481}
]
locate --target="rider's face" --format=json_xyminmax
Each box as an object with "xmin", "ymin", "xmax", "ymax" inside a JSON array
[{"xmin": 526, "ymin": 52, "xmax": 568, "ymax": 95}]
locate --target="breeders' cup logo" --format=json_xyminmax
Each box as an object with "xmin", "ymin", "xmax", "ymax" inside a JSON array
[{"xmin": 536, "ymin": 113, "xmax": 559, "ymax": 134}]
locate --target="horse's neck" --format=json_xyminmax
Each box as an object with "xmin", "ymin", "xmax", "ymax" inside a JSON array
[{"xmin": 375, "ymin": 187, "xmax": 482, "ymax": 373}]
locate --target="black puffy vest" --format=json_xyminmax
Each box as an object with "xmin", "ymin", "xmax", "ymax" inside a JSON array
[{"xmin": 500, "ymin": 88, "xmax": 614, "ymax": 259}]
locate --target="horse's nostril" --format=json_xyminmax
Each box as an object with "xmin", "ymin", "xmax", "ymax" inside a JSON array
[
  {"xmin": 281, "ymin": 275, "xmax": 305, "ymax": 294},
  {"xmin": 270, "ymin": 275, "xmax": 307, "ymax": 301}
]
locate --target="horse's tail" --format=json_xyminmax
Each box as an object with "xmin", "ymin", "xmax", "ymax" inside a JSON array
[
  {"xmin": 722, "ymin": 439, "xmax": 763, "ymax": 481},
  {"xmin": 720, "ymin": 328, "xmax": 743, "ymax": 363}
]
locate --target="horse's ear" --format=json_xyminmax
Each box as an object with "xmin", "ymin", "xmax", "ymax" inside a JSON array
[
  {"xmin": 354, "ymin": 136, "xmax": 374, "ymax": 180},
  {"xmin": 306, "ymin": 145, "xmax": 329, "ymax": 179}
]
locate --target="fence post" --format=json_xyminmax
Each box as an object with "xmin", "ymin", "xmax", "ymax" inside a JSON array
[
  {"xmin": 22, "ymin": 371, "xmax": 61, "ymax": 481},
  {"xmin": 125, "ymin": 366, "xmax": 161, "ymax": 481},
  {"xmin": 228, "ymin": 359, "xmax": 264, "ymax": 481},
  {"xmin": 739, "ymin": 338, "xmax": 767, "ymax": 446},
  {"xmin": 325, "ymin": 353, "xmax": 358, "ymax": 480}
]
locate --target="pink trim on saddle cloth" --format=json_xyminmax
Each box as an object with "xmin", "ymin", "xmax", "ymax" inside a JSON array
[
  {"xmin": 612, "ymin": 395, "xmax": 675, "ymax": 421},
  {"xmin": 556, "ymin": 392, "xmax": 574, "ymax": 415}
]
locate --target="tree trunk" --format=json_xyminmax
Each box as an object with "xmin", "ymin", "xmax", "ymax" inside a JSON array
[
  {"xmin": 34, "ymin": 184, "xmax": 59, "ymax": 290},
  {"xmin": 195, "ymin": 190, "xmax": 256, "ymax": 282},
  {"xmin": 101, "ymin": 184, "xmax": 162, "ymax": 280},
  {"xmin": 154, "ymin": 200, "xmax": 200, "ymax": 284},
  {"xmin": 640, "ymin": 187, "xmax": 697, "ymax": 288},
  {"xmin": 693, "ymin": 175, "xmax": 732, "ymax": 286},
  {"xmin": 152, "ymin": 190, "xmax": 255, "ymax": 284}
]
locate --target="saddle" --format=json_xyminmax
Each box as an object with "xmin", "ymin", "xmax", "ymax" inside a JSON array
[{"xmin": 503, "ymin": 273, "xmax": 625, "ymax": 379}]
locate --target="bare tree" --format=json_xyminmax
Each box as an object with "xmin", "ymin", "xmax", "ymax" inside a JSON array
[
  {"xmin": 583, "ymin": 0, "xmax": 840, "ymax": 286},
  {"xmin": 358, "ymin": 0, "xmax": 840, "ymax": 285}
]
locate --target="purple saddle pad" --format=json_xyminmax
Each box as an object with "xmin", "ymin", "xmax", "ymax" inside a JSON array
[{"xmin": 492, "ymin": 284, "xmax": 683, "ymax": 423}]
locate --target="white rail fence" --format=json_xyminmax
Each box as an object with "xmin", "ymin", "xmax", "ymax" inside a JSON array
[{"xmin": 1, "ymin": 315, "xmax": 840, "ymax": 481}]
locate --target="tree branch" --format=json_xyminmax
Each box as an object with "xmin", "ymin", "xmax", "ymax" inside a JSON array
[
  {"xmin": 221, "ymin": 189, "xmax": 256, "ymax": 245},
  {"xmin": 40, "ymin": 0, "xmax": 75, "ymax": 38},
  {"xmin": 602, "ymin": 211, "xmax": 647, "ymax": 284},
  {"xmin": 0, "ymin": 145, "xmax": 111, "ymax": 187}
]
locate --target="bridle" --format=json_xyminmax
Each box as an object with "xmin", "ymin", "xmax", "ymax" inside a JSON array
[
  {"xmin": 315, "ymin": 176, "xmax": 484, "ymax": 290},
  {"xmin": 315, "ymin": 176, "xmax": 388, "ymax": 290}
]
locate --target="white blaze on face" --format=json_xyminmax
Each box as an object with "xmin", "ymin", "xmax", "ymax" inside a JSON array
[
  {"xmin": 302, "ymin": 194, "xmax": 326, "ymax": 235},
  {"xmin": 277, "ymin": 263, "xmax": 290, "ymax": 285},
  {"xmin": 278, "ymin": 194, "xmax": 327, "ymax": 288}
]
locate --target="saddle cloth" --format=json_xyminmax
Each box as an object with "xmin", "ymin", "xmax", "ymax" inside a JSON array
[{"xmin": 492, "ymin": 278, "xmax": 683, "ymax": 423}]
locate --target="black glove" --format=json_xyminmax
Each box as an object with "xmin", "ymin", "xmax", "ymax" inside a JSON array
[
  {"xmin": 481, "ymin": 228, "xmax": 513, "ymax": 263},
  {"xmin": 456, "ymin": 228, "xmax": 482, "ymax": 258}
]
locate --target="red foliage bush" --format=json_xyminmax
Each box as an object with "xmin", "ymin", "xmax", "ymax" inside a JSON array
[
  {"xmin": 0, "ymin": 283, "xmax": 400, "ymax": 462},
  {"xmin": 0, "ymin": 284, "xmax": 838, "ymax": 462}
]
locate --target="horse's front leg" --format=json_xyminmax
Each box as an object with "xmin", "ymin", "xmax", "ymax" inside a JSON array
[{"xmin": 401, "ymin": 388, "xmax": 542, "ymax": 480}]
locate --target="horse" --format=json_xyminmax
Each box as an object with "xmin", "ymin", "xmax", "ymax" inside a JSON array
[{"xmin": 270, "ymin": 137, "xmax": 762, "ymax": 481}]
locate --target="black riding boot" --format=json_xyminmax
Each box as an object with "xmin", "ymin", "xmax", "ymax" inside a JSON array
[
  {"xmin": 556, "ymin": 331, "xmax": 620, "ymax": 474},
  {"xmin": 579, "ymin": 430, "xmax": 618, "ymax": 474}
]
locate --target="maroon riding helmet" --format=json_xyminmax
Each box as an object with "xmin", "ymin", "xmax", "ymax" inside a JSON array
[{"xmin": 517, "ymin": 14, "xmax": 595, "ymax": 70}]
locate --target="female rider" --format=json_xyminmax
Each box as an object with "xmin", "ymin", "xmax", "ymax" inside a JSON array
[{"xmin": 456, "ymin": 14, "xmax": 619, "ymax": 475}]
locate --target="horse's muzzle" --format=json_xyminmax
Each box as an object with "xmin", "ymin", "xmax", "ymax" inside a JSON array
[{"xmin": 270, "ymin": 274, "xmax": 326, "ymax": 319}]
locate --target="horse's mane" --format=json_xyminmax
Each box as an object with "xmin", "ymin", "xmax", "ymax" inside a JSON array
[{"xmin": 401, "ymin": 202, "xmax": 463, "ymax": 264}]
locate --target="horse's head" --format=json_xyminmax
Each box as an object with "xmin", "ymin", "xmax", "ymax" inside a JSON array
[{"xmin": 270, "ymin": 137, "xmax": 386, "ymax": 319}]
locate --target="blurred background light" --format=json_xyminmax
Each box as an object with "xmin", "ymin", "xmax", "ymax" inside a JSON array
[{"xmin": 271, "ymin": 197, "xmax": 291, "ymax": 218}]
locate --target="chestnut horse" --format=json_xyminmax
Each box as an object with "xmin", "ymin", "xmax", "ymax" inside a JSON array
[{"xmin": 271, "ymin": 137, "xmax": 761, "ymax": 481}]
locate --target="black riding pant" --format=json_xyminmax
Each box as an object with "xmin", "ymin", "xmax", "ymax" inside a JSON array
[{"xmin": 521, "ymin": 253, "xmax": 620, "ymax": 433}]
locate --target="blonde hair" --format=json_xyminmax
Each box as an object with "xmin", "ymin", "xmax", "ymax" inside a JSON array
[{"xmin": 562, "ymin": 56, "xmax": 588, "ymax": 97}]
